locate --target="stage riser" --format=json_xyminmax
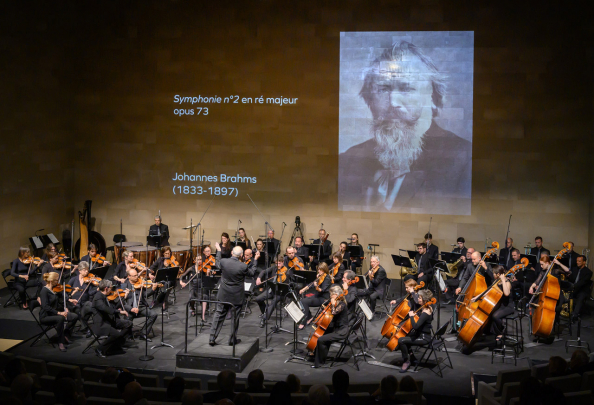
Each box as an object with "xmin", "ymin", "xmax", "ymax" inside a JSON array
[{"xmin": 176, "ymin": 336, "xmax": 259, "ymax": 372}]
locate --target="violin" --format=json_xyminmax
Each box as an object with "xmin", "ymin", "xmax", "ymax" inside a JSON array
[
  {"xmin": 386, "ymin": 297, "xmax": 436, "ymax": 351},
  {"xmin": 381, "ymin": 281, "xmax": 425, "ymax": 339},
  {"xmin": 530, "ymin": 242, "xmax": 570, "ymax": 338},
  {"xmin": 301, "ymin": 273, "xmax": 326, "ymax": 296},
  {"xmin": 347, "ymin": 276, "xmax": 360, "ymax": 286},
  {"xmin": 306, "ymin": 290, "xmax": 347, "ymax": 352},
  {"xmin": 287, "ymin": 257, "xmax": 304, "ymax": 271},
  {"xmin": 330, "ymin": 262, "xmax": 341, "ymax": 282},
  {"xmin": 91, "ymin": 254, "xmax": 110, "ymax": 265},
  {"xmin": 132, "ymin": 277, "xmax": 164, "ymax": 289},
  {"xmin": 107, "ymin": 288, "xmax": 126, "ymax": 301},
  {"xmin": 52, "ymin": 284, "xmax": 81, "ymax": 295},
  {"xmin": 83, "ymin": 273, "xmax": 102, "ymax": 287},
  {"xmin": 54, "ymin": 257, "xmax": 73, "ymax": 269},
  {"xmin": 276, "ymin": 266, "xmax": 288, "ymax": 283},
  {"xmin": 197, "ymin": 255, "xmax": 216, "ymax": 273},
  {"xmin": 368, "ymin": 265, "xmax": 379, "ymax": 280},
  {"xmin": 23, "ymin": 257, "xmax": 44, "ymax": 265},
  {"xmin": 164, "ymin": 257, "xmax": 179, "ymax": 267}
]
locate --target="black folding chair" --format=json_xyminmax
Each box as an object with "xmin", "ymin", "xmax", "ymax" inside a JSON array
[
  {"xmin": 413, "ymin": 320, "xmax": 453, "ymax": 377},
  {"xmin": 82, "ymin": 322, "xmax": 109, "ymax": 354},
  {"xmin": 28, "ymin": 300, "xmax": 56, "ymax": 348},
  {"xmin": 2, "ymin": 268, "xmax": 21, "ymax": 308},
  {"xmin": 330, "ymin": 316, "xmax": 367, "ymax": 371}
]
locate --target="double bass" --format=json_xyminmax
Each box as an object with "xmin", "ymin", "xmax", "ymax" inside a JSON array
[
  {"xmin": 306, "ymin": 289, "xmax": 347, "ymax": 352},
  {"xmin": 386, "ymin": 297, "xmax": 437, "ymax": 351},
  {"xmin": 458, "ymin": 258, "xmax": 528, "ymax": 347},
  {"xmin": 530, "ymin": 242, "xmax": 571, "ymax": 338},
  {"xmin": 381, "ymin": 282, "xmax": 425, "ymax": 339},
  {"xmin": 455, "ymin": 241, "xmax": 499, "ymax": 330}
]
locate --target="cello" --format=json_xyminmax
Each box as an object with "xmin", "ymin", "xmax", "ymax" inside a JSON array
[
  {"xmin": 386, "ymin": 297, "xmax": 437, "ymax": 351},
  {"xmin": 456, "ymin": 241, "xmax": 500, "ymax": 329},
  {"xmin": 306, "ymin": 289, "xmax": 347, "ymax": 352},
  {"xmin": 380, "ymin": 281, "xmax": 425, "ymax": 338},
  {"xmin": 530, "ymin": 242, "xmax": 571, "ymax": 338},
  {"xmin": 458, "ymin": 258, "xmax": 528, "ymax": 347}
]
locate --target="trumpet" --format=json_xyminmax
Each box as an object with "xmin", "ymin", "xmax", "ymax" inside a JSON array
[{"xmin": 400, "ymin": 258, "xmax": 418, "ymax": 277}]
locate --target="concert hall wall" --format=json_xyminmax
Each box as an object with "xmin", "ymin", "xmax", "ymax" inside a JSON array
[{"xmin": 1, "ymin": 1, "xmax": 593, "ymax": 287}]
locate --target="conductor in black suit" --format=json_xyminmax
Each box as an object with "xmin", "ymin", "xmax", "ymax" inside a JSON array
[
  {"xmin": 148, "ymin": 215, "xmax": 170, "ymax": 247},
  {"xmin": 209, "ymin": 244, "xmax": 259, "ymax": 346}
]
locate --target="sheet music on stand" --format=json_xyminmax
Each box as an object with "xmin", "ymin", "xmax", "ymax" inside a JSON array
[
  {"xmin": 30, "ymin": 236, "xmax": 44, "ymax": 249},
  {"xmin": 285, "ymin": 301, "xmax": 305, "ymax": 324},
  {"xmin": 363, "ymin": 275, "xmax": 369, "ymax": 289},
  {"xmin": 358, "ymin": 300, "xmax": 373, "ymax": 320}
]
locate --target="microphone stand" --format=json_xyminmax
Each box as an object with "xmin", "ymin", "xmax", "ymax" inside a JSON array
[
  {"xmin": 247, "ymin": 194, "xmax": 275, "ymax": 353},
  {"xmin": 503, "ymin": 215, "xmax": 512, "ymax": 268},
  {"xmin": 139, "ymin": 286, "xmax": 154, "ymax": 361},
  {"xmin": 270, "ymin": 223, "xmax": 290, "ymax": 335},
  {"xmin": 192, "ymin": 197, "xmax": 214, "ymax": 324}
]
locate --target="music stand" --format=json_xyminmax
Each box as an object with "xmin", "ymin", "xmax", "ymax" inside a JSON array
[
  {"xmin": 147, "ymin": 235, "xmax": 164, "ymax": 250},
  {"xmin": 264, "ymin": 241, "xmax": 277, "ymax": 266},
  {"xmin": 232, "ymin": 241, "xmax": 247, "ymax": 250},
  {"xmin": 150, "ymin": 267, "xmax": 179, "ymax": 350},
  {"xmin": 440, "ymin": 252, "xmax": 462, "ymax": 264},
  {"xmin": 294, "ymin": 270, "xmax": 316, "ymax": 286},
  {"xmin": 90, "ymin": 265, "xmax": 110, "ymax": 280},
  {"xmin": 265, "ymin": 280, "xmax": 292, "ymax": 335},
  {"xmin": 429, "ymin": 259, "xmax": 448, "ymax": 327},
  {"xmin": 305, "ymin": 244, "xmax": 320, "ymax": 259},
  {"xmin": 520, "ymin": 254, "xmax": 537, "ymax": 268}
]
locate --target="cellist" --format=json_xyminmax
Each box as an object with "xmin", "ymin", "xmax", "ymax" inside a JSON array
[
  {"xmin": 397, "ymin": 289, "xmax": 434, "ymax": 373},
  {"xmin": 255, "ymin": 255, "xmax": 291, "ymax": 328},
  {"xmin": 311, "ymin": 285, "xmax": 349, "ymax": 368},
  {"xmin": 390, "ymin": 279, "xmax": 421, "ymax": 311}
]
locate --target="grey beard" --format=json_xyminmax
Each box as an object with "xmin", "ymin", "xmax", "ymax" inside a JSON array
[{"xmin": 372, "ymin": 119, "xmax": 424, "ymax": 172}]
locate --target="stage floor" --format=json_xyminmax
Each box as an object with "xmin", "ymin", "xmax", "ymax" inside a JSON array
[{"xmin": 1, "ymin": 287, "xmax": 592, "ymax": 398}]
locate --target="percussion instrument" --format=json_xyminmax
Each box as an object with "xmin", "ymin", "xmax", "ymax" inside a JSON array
[
  {"xmin": 126, "ymin": 246, "xmax": 158, "ymax": 267},
  {"xmin": 171, "ymin": 246, "xmax": 191, "ymax": 270},
  {"xmin": 114, "ymin": 242, "xmax": 143, "ymax": 263}
]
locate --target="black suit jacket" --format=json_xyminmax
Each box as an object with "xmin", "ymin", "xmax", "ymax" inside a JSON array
[
  {"xmin": 313, "ymin": 239, "xmax": 332, "ymax": 257},
  {"xmin": 338, "ymin": 121, "xmax": 472, "ymax": 214},
  {"xmin": 368, "ymin": 265, "xmax": 387, "ymax": 295},
  {"xmin": 216, "ymin": 251, "xmax": 257, "ymax": 306},
  {"xmin": 499, "ymin": 247, "xmax": 515, "ymax": 269},
  {"xmin": 148, "ymin": 224, "xmax": 170, "ymax": 246},
  {"xmin": 530, "ymin": 247, "xmax": 550, "ymax": 273},
  {"xmin": 427, "ymin": 244, "xmax": 439, "ymax": 260},
  {"xmin": 569, "ymin": 266, "xmax": 593, "ymax": 293},
  {"xmin": 92, "ymin": 292, "xmax": 118, "ymax": 336},
  {"xmin": 415, "ymin": 253, "xmax": 432, "ymax": 276}
]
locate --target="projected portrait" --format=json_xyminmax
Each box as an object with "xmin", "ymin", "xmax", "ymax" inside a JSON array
[{"xmin": 338, "ymin": 32, "xmax": 473, "ymax": 214}]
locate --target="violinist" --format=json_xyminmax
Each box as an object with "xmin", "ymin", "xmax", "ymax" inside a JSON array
[
  {"xmin": 299, "ymin": 262, "xmax": 332, "ymax": 330},
  {"xmin": 456, "ymin": 251, "xmax": 494, "ymax": 295},
  {"xmin": 311, "ymin": 285, "xmax": 349, "ymax": 369},
  {"xmin": 293, "ymin": 237, "xmax": 309, "ymax": 269},
  {"xmin": 482, "ymin": 265, "xmax": 514, "ymax": 340},
  {"xmin": 397, "ymin": 289, "xmax": 434, "ymax": 373},
  {"xmin": 39, "ymin": 272, "xmax": 79, "ymax": 352},
  {"xmin": 149, "ymin": 246, "xmax": 175, "ymax": 273},
  {"xmin": 120, "ymin": 269, "xmax": 158, "ymax": 341},
  {"xmin": 443, "ymin": 248, "xmax": 474, "ymax": 303},
  {"xmin": 80, "ymin": 244, "xmax": 111, "ymax": 270},
  {"xmin": 112, "ymin": 251, "xmax": 136, "ymax": 285},
  {"xmin": 403, "ymin": 243, "xmax": 433, "ymax": 286},
  {"xmin": 357, "ymin": 255, "xmax": 387, "ymax": 316},
  {"xmin": 255, "ymin": 255, "xmax": 289, "ymax": 328},
  {"xmin": 342, "ymin": 270, "xmax": 360, "ymax": 315},
  {"xmin": 179, "ymin": 254, "xmax": 213, "ymax": 322},
  {"xmin": 284, "ymin": 247, "xmax": 305, "ymax": 270},
  {"xmin": 220, "ymin": 232, "xmax": 232, "ymax": 259},
  {"xmin": 254, "ymin": 239, "xmax": 267, "ymax": 270},
  {"xmin": 11, "ymin": 247, "xmax": 42, "ymax": 309},
  {"xmin": 40, "ymin": 243, "xmax": 57, "ymax": 261},
  {"xmin": 390, "ymin": 279, "xmax": 420, "ymax": 311},
  {"xmin": 348, "ymin": 233, "xmax": 364, "ymax": 272},
  {"xmin": 237, "ymin": 228, "xmax": 252, "ymax": 250},
  {"xmin": 329, "ymin": 252, "xmax": 345, "ymax": 284},
  {"xmin": 39, "ymin": 252, "xmax": 60, "ymax": 275},
  {"xmin": 202, "ymin": 246, "xmax": 216, "ymax": 271},
  {"xmin": 243, "ymin": 249, "xmax": 254, "ymax": 266},
  {"xmin": 555, "ymin": 255, "xmax": 592, "ymax": 322},
  {"xmin": 92, "ymin": 280, "xmax": 132, "ymax": 357},
  {"xmin": 66, "ymin": 261, "xmax": 96, "ymax": 336}
]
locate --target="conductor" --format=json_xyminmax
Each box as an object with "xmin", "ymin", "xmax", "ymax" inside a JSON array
[{"xmin": 209, "ymin": 243, "xmax": 259, "ymax": 346}]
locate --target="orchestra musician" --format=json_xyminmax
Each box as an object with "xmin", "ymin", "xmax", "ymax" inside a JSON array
[
  {"xmin": 311, "ymin": 285, "xmax": 349, "ymax": 369},
  {"xmin": 80, "ymin": 244, "xmax": 111, "ymax": 269},
  {"xmin": 40, "ymin": 243, "xmax": 57, "ymax": 261},
  {"xmin": 348, "ymin": 233, "xmax": 364, "ymax": 272},
  {"xmin": 236, "ymin": 228, "xmax": 252, "ymax": 250},
  {"xmin": 284, "ymin": 246, "xmax": 304, "ymax": 270},
  {"xmin": 11, "ymin": 247, "xmax": 42, "ymax": 309},
  {"xmin": 443, "ymin": 248, "xmax": 474, "ymax": 303},
  {"xmin": 255, "ymin": 254, "xmax": 289, "ymax": 328},
  {"xmin": 483, "ymin": 265, "xmax": 514, "ymax": 340},
  {"xmin": 530, "ymin": 237, "xmax": 550, "ymax": 273},
  {"xmin": 456, "ymin": 251, "xmax": 495, "ymax": 295},
  {"xmin": 39, "ymin": 252, "xmax": 60, "ymax": 275},
  {"xmin": 510, "ymin": 248, "xmax": 535, "ymax": 298},
  {"xmin": 357, "ymin": 255, "xmax": 387, "ymax": 317},
  {"xmin": 309, "ymin": 229, "xmax": 332, "ymax": 271},
  {"xmin": 390, "ymin": 278, "xmax": 421, "ymax": 310},
  {"xmin": 294, "ymin": 237, "xmax": 309, "ymax": 269},
  {"xmin": 209, "ymin": 244, "xmax": 258, "ymax": 346},
  {"xmin": 397, "ymin": 289, "xmax": 434, "ymax": 373},
  {"xmin": 149, "ymin": 246, "xmax": 176, "ymax": 308},
  {"xmin": 120, "ymin": 269, "xmax": 158, "ymax": 341},
  {"xmin": 299, "ymin": 263, "xmax": 332, "ymax": 330},
  {"xmin": 498, "ymin": 238, "xmax": 515, "ymax": 269},
  {"xmin": 550, "ymin": 255, "xmax": 592, "ymax": 322},
  {"xmin": 342, "ymin": 270, "xmax": 360, "ymax": 316},
  {"xmin": 254, "ymin": 239, "xmax": 267, "ymax": 270},
  {"xmin": 403, "ymin": 243, "xmax": 433, "ymax": 286},
  {"xmin": 266, "ymin": 230, "xmax": 281, "ymax": 258},
  {"xmin": 92, "ymin": 279, "xmax": 133, "ymax": 357},
  {"xmin": 180, "ymin": 254, "xmax": 212, "ymax": 322},
  {"xmin": 112, "ymin": 251, "xmax": 136, "ymax": 285},
  {"xmin": 564, "ymin": 242, "xmax": 579, "ymax": 270},
  {"xmin": 425, "ymin": 233, "xmax": 439, "ymax": 260},
  {"xmin": 453, "ymin": 237, "xmax": 468, "ymax": 257},
  {"xmin": 66, "ymin": 261, "xmax": 97, "ymax": 338},
  {"xmin": 329, "ymin": 252, "xmax": 345, "ymax": 283},
  {"xmin": 220, "ymin": 232, "xmax": 232, "ymax": 259},
  {"xmin": 39, "ymin": 272, "xmax": 79, "ymax": 352},
  {"xmin": 148, "ymin": 215, "xmax": 170, "ymax": 247}
]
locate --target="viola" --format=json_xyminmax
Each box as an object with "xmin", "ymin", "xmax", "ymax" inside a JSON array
[
  {"xmin": 530, "ymin": 242, "xmax": 570, "ymax": 338},
  {"xmin": 347, "ymin": 276, "xmax": 360, "ymax": 286},
  {"xmin": 197, "ymin": 255, "xmax": 216, "ymax": 273},
  {"xmin": 458, "ymin": 263, "xmax": 524, "ymax": 347},
  {"xmin": 306, "ymin": 290, "xmax": 347, "ymax": 352},
  {"xmin": 91, "ymin": 254, "xmax": 110, "ymax": 265},
  {"xmin": 83, "ymin": 273, "xmax": 102, "ymax": 287},
  {"xmin": 52, "ymin": 284, "xmax": 81, "ymax": 295},
  {"xmin": 164, "ymin": 257, "xmax": 179, "ymax": 267},
  {"xmin": 23, "ymin": 257, "xmax": 44, "ymax": 265},
  {"xmin": 330, "ymin": 263, "xmax": 341, "ymax": 282},
  {"xmin": 107, "ymin": 288, "xmax": 126, "ymax": 301},
  {"xmin": 132, "ymin": 278, "xmax": 164, "ymax": 289},
  {"xmin": 381, "ymin": 281, "xmax": 425, "ymax": 339},
  {"xmin": 315, "ymin": 273, "xmax": 327, "ymax": 291},
  {"xmin": 386, "ymin": 297, "xmax": 436, "ymax": 351},
  {"xmin": 288, "ymin": 257, "xmax": 304, "ymax": 271},
  {"xmin": 368, "ymin": 265, "xmax": 380, "ymax": 280},
  {"xmin": 276, "ymin": 266, "xmax": 288, "ymax": 283}
]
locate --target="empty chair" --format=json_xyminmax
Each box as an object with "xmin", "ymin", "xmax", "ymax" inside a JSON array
[
  {"xmin": 132, "ymin": 373, "xmax": 159, "ymax": 388},
  {"xmin": 84, "ymin": 381, "xmax": 121, "ymax": 399},
  {"xmin": 582, "ymin": 371, "xmax": 594, "ymax": 391},
  {"xmin": 82, "ymin": 367, "xmax": 105, "ymax": 382},
  {"xmin": 47, "ymin": 362, "xmax": 82, "ymax": 382},
  {"xmin": 545, "ymin": 373, "xmax": 582, "ymax": 393},
  {"xmin": 34, "ymin": 390, "xmax": 55, "ymax": 405},
  {"xmin": 15, "ymin": 356, "xmax": 47, "ymax": 378},
  {"xmin": 488, "ymin": 368, "xmax": 532, "ymax": 393},
  {"xmin": 164, "ymin": 376, "xmax": 202, "ymax": 390},
  {"xmin": 142, "ymin": 386, "xmax": 169, "ymax": 402},
  {"xmin": 563, "ymin": 391, "xmax": 593, "ymax": 405},
  {"xmin": 87, "ymin": 397, "xmax": 125, "ymax": 405}
]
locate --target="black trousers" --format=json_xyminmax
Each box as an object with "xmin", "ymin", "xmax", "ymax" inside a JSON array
[
  {"xmin": 254, "ymin": 290, "xmax": 282, "ymax": 321},
  {"xmin": 41, "ymin": 312, "xmax": 79, "ymax": 344},
  {"xmin": 398, "ymin": 335, "xmax": 430, "ymax": 361},
  {"xmin": 301, "ymin": 296, "xmax": 326, "ymax": 324},
  {"xmin": 572, "ymin": 287, "xmax": 590, "ymax": 319},
  {"xmin": 97, "ymin": 319, "xmax": 133, "ymax": 352},
  {"xmin": 444, "ymin": 279, "xmax": 460, "ymax": 301},
  {"xmin": 357, "ymin": 289, "xmax": 382, "ymax": 312},
  {"xmin": 209, "ymin": 302, "xmax": 242, "ymax": 343},
  {"xmin": 314, "ymin": 329, "xmax": 347, "ymax": 367},
  {"xmin": 126, "ymin": 306, "xmax": 158, "ymax": 335},
  {"xmin": 14, "ymin": 277, "xmax": 40, "ymax": 304},
  {"xmin": 70, "ymin": 301, "xmax": 93, "ymax": 329},
  {"xmin": 490, "ymin": 304, "xmax": 515, "ymax": 335}
]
